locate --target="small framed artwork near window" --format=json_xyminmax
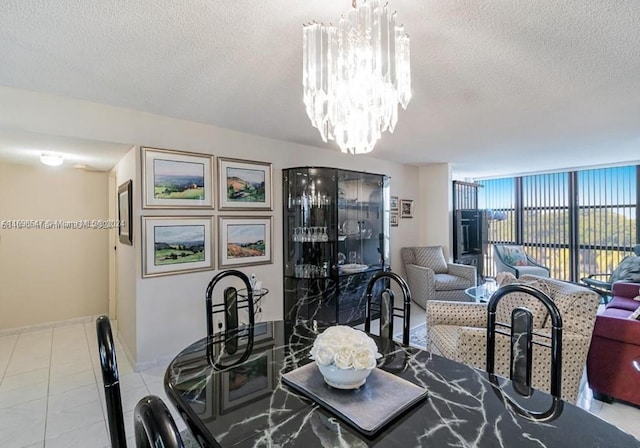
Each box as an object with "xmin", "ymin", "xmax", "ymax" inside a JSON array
[
  {"xmin": 400, "ymin": 199, "xmax": 414, "ymax": 218},
  {"xmin": 390, "ymin": 196, "xmax": 399, "ymax": 211},
  {"xmin": 220, "ymin": 348, "xmax": 275, "ymax": 414},
  {"xmin": 218, "ymin": 157, "xmax": 272, "ymax": 210},
  {"xmin": 142, "ymin": 147, "xmax": 215, "ymax": 209},
  {"xmin": 118, "ymin": 180, "xmax": 133, "ymax": 245},
  {"xmin": 390, "ymin": 212, "xmax": 399, "ymax": 227},
  {"xmin": 142, "ymin": 216, "xmax": 214, "ymax": 277},
  {"xmin": 219, "ymin": 216, "xmax": 272, "ymax": 267}
]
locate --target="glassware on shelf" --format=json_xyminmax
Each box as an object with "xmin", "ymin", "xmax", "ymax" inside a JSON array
[
  {"xmin": 294, "ymin": 262, "xmax": 330, "ymax": 278},
  {"xmin": 292, "ymin": 227, "xmax": 331, "ymax": 243}
]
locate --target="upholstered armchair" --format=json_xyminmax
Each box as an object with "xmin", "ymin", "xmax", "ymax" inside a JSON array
[
  {"xmin": 426, "ymin": 275, "xmax": 600, "ymax": 403},
  {"xmin": 493, "ymin": 244, "xmax": 550, "ymax": 278},
  {"xmin": 401, "ymin": 246, "xmax": 476, "ymax": 308},
  {"xmin": 581, "ymin": 252, "xmax": 640, "ymax": 303}
]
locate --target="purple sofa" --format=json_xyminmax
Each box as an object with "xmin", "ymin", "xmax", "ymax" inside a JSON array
[{"xmin": 586, "ymin": 282, "xmax": 640, "ymax": 404}]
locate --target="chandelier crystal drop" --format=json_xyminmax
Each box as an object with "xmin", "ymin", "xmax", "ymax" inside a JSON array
[{"xmin": 303, "ymin": 0, "xmax": 411, "ymax": 155}]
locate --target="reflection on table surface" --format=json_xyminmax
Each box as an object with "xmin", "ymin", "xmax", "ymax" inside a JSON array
[{"xmin": 165, "ymin": 320, "xmax": 640, "ymax": 448}]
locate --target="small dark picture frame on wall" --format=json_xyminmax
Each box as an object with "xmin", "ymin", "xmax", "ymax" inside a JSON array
[
  {"xmin": 390, "ymin": 212, "xmax": 399, "ymax": 226},
  {"xmin": 118, "ymin": 180, "xmax": 133, "ymax": 245}
]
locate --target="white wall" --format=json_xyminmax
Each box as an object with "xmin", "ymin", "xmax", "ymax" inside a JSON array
[
  {"xmin": 0, "ymin": 160, "xmax": 109, "ymax": 329},
  {"xmin": 417, "ymin": 163, "xmax": 453, "ymax": 257},
  {"xmin": 0, "ymin": 87, "xmax": 422, "ymax": 366},
  {"xmin": 113, "ymin": 146, "xmax": 138, "ymax": 360}
]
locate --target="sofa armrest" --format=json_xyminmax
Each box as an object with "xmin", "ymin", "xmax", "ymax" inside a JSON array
[
  {"xmin": 426, "ymin": 301, "xmax": 487, "ymax": 328},
  {"xmin": 404, "ymin": 264, "xmax": 436, "ymax": 308},
  {"xmin": 456, "ymin": 327, "xmax": 488, "ymax": 369},
  {"xmin": 447, "ymin": 263, "xmax": 477, "ymax": 285},
  {"xmin": 525, "ymin": 255, "xmax": 550, "ymax": 273},
  {"xmin": 593, "ymin": 314, "xmax": 640, "ymax": 345}
]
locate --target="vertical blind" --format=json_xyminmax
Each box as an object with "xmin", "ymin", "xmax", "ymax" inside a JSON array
[{"xmin": 478, "ymin": 165, "xmax": 638, "ymax": 281}]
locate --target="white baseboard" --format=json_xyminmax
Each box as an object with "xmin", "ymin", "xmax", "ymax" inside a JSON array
[{"xmin": 0, "ymin": 314, "xmax": 102, "ymax": 337}]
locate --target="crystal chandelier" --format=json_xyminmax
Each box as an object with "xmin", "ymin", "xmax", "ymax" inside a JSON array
[{"xmin": 303, "ymin": 0, "xmax": 411, "ymax": 155}]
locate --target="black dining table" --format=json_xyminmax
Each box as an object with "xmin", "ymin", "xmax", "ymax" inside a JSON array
[{"xmin": 164, "ymin": 320, "xmax": 639, "ymax": 447}]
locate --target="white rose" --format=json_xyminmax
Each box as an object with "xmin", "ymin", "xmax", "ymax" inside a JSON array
[
  {"xmin": 353, "ymin": 346, "xmax": 376, "ymax": 370},
  {"xmin": 313, "ymin": 346, "xmax": 335, "ymax": 366},
  {"xmin": 334, "ymin": 347, "xmax": 355, "ymax": 369}
]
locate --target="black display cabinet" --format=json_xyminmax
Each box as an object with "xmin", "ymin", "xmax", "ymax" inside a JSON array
[{"xmin": 283, "ymin": 167, "xmax": 390, "ymax": 326}]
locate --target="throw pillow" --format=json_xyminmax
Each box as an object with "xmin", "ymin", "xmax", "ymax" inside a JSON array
[
  {"xmin": 502, "ymin": 245, "xmax": 529, "ymax": 266},
  {"xmin": 629, "ymin": 306, "xmax": 640, "ymax": 320},
  {"xmin": 611, "ymin": 256, "xmax": 640, "ymax": 283}
]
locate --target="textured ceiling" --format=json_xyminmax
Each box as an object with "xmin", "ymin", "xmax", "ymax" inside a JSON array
[{"xmin": 0, "ymin": 1, "xmax": 639, "ymax": 177}]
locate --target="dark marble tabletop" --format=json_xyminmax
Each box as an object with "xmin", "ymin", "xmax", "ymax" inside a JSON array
[{"xmin": 164, "ymin": 321, "xmax": 639, "ymax": 448}]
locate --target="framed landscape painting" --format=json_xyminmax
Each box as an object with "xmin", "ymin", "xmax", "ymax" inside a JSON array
[
  {"xmin": 118, "ymin": 180, "xmax": 133, "ymax": 245},
  {"xmin": 218, "ymin": 158, "xmax": 272, "ymax": 210},
  {"xmin": 142, "ymin": 217, "xmax": 214, "ymax": 277},
  {"xmin": 219, "ymin": 216, "xmax": 272, "ymax": 267},
  {"xmin": 142, "ymin": 147, "xmax": 214, "ymax": 209}
]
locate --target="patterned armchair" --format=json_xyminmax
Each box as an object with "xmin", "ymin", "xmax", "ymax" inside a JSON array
[
  {"xmin": 426, "ymin": 275, "xmax": 600, "ymax": 403},
  {"xmin": 493, "ymin": 244, "xmax": 550, "ymax": 278},
  {"xmin": 401, "ymin": 246, "xmax": 476, "ymax": 308}
]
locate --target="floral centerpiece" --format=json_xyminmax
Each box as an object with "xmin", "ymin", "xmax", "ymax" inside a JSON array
[{"xmin": 310, "ymin": 325, "xmax": 381, "ymax": 389}]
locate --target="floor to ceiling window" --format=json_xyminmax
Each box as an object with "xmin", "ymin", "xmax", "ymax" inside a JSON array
[{"xmin": 478, "ymin": 165, "xmax": 639, "ymax": 281}]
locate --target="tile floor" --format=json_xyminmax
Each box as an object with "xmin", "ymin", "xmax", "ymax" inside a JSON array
[
  {"xmin": 0, "ymin": 311, "xmax": 639, "ymax": 447},
  {"xmin": 0, "ymin": 319, "xmax": 186, "ymax": 448}
]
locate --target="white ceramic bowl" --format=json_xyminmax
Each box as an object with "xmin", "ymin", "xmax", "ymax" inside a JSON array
[{"xmin": 317, "ymin": 363, "xmax": 373, "ymax": 389}]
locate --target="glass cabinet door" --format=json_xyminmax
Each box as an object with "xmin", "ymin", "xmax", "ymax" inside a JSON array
[
  {"xmin": 337, "ymin": 171, "xmax": 386, "ymax": 275},
  {"xmin": 283, "ymin": 166, "xmax": 390, "ymax": 326},
  {"xmin": 284, "ymin": 168, "xmax": 337, "ymax": 278}
]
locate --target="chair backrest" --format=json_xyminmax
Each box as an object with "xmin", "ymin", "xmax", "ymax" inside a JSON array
[
  {"xmin": 134, "ymin": 395, "xmax": 185, "ymax": 448},
  {"xmin": 205, "ymin": 270, "xmax": 255, "ymax": 366},
  {"xmin": 401, "ymin": 246, "xmax": 448, "ymax": 273},
  {"xmin": 96, "ymin": 315, "xmax": 127, "ymax": 448},
  {"xmin": 493, "ymin": 244, "xmax": 531, "ymax": 267},
  {"xmin": 486, "ymin": 284, "xmax": 564, "ymax": 420},
  {"xmin": 364, "ymin": 271, "xmax": 412, "ymax": 346}
]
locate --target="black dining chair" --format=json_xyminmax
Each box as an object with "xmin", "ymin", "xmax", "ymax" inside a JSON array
[
  {"xmin": 486, "ymin": 284, "xmax": 564, "ymax": 421},
  {"xmin": 96, "ymin": 315, "xmax": 127, "ymax": 448},
  {"xmin": 364, "ymin": 271, "xmax": 412, "ymax": 346},
  {"xmin": 205, "ymin": 270, "xmax": 255, "ymax": 366},
  {"xmin": 97, "ymin": 316, "xmax": 192, "ymax": 447},
  {"xmin": 134, "ymin": 395, "xmax": 185, "ymax": 448}
]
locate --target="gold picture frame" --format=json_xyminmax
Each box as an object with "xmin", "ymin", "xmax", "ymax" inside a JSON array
[
  {"xmin": 141, "ymin": 146, "xmax": 215, "ymax": 209},
  {"xmin": 142, "ymin": 216, "xmax": 214, "ymax": 277},
  {"xmin": 218, "ymin": 157, "xmax": 272, "ymax": 210},
  {"xmin": 219, "ymin": 216, "xmax": 273, "ymax": 267}
]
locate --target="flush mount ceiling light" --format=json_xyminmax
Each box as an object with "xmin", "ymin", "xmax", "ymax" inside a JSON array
[
  {"xmin": 40, "ymin": 153, "xmax": 64, "ymax": 166},
  {"xmin": 303, "ymin": 0, "xmax": 411, "ymax": 155}
]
